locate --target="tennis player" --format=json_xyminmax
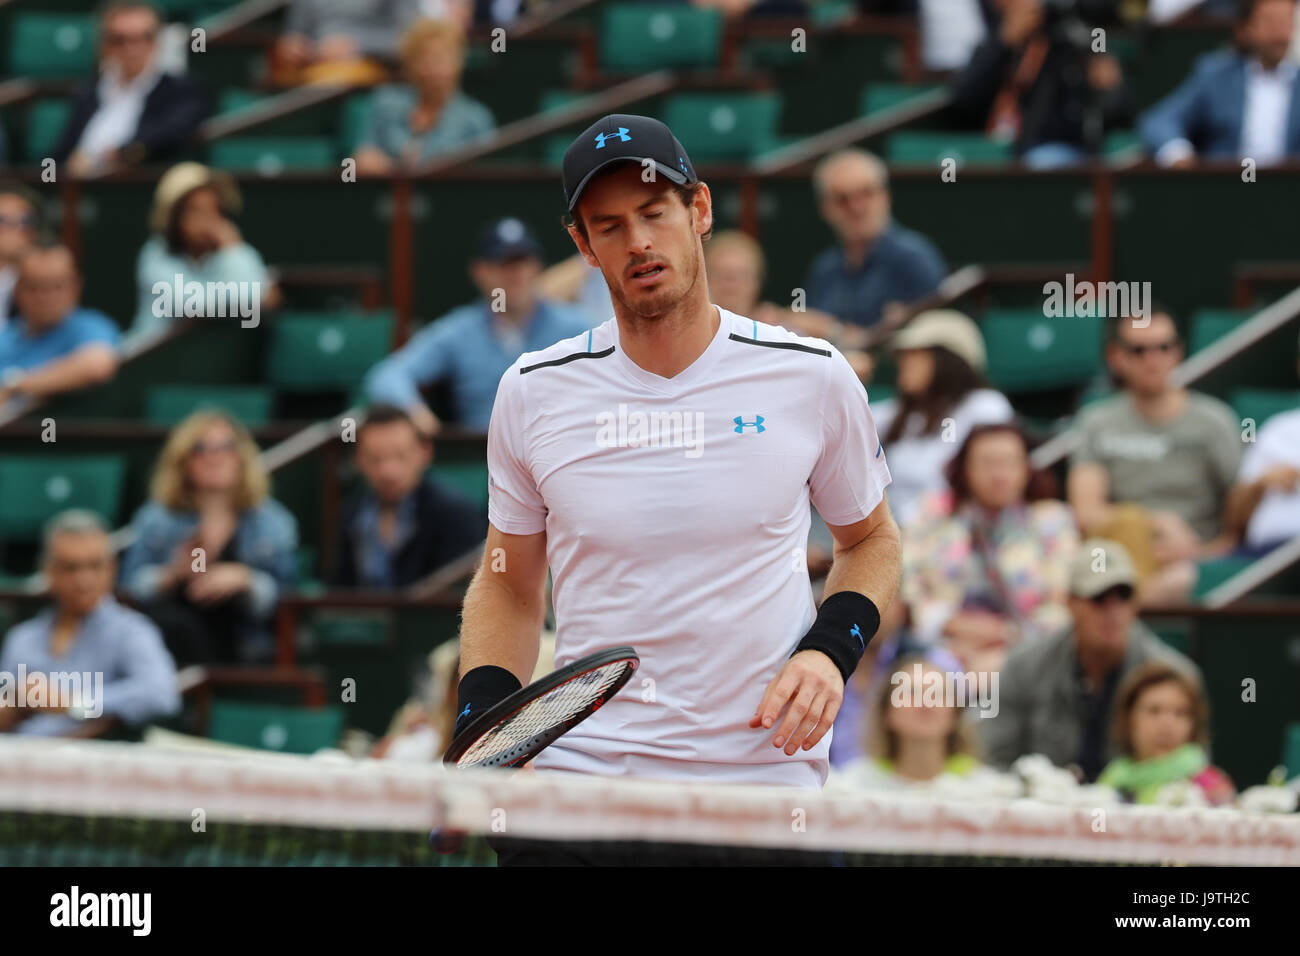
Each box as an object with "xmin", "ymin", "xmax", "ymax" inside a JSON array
[{"xmin": 457, "ymin": 114, "xmax": 902, "ymax": 862}]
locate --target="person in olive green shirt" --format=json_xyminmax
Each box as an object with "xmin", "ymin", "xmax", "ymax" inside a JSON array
[{"xmin": 1068, "ymin": 310, "xmax": 1242, "ymax": 604}]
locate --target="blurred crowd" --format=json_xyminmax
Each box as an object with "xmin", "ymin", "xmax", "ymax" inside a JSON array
[{"xmin": 0, "ymin": 0, "xmax": 1298, "ymax": 813}]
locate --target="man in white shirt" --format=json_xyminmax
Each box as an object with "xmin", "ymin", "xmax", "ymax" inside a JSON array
[
  {"xmin": 453, "ymin": 115, "xmax": 901, "ymax": 862},
  {"xmin": 53, "ymin": 2, "xmax": 206, "ymax": 177},
  {"xmin": 1227, "ymin": 338, "xmax": 1300, "ymax": 551},
  {"xmin": 1141, "ymin": 0, "xmax": 1300, "ymax": 167}
]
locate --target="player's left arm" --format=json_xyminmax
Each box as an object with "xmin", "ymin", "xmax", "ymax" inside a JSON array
[{"xmin": 750, "ymin": 498, "xmax": 901, "ymax": 756}]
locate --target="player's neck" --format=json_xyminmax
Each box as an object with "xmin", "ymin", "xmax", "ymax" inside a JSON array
[{"xmin": 615, "ymin": 287, "xmax": 719, "ymax": 380}]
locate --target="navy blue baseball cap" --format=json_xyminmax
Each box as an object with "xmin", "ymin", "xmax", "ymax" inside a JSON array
[
  {"xmin": 474, "ymin": 217, "xmax": 543, "ymax": 262},
  {"xmin": 562, "ymin": 113, "xmax": 698, "ymax": 212}
]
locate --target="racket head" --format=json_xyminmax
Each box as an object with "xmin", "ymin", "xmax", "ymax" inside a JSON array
[{"xmin": 442, "ymin": 645, "xmax": 639, "ymax": 769}]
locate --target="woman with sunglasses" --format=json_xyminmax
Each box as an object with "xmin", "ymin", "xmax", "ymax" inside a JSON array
[{"xmin": 119, "ymin": 410, "xmax": 298, "ymax": 666}]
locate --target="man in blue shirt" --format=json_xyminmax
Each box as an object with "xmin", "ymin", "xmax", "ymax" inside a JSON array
[
  {"xmin": 0, "ymin": 243, "xmax": 120, "ymax": 406},
  {"xmin": 0, "ymin": 510, "xmax": 179, "ymax": 739},
  {"xmin": 363, "ymin": 217, "xmax": 590, "ymax": 433},
  {"xmin": 798, "ymin": 148, "xmax": 947, "ymax": 337}
]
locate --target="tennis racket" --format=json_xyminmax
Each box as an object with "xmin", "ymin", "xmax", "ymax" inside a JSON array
[{"xmin": 442, "ymin": 645, "xmax": 639, "ymax": 770}]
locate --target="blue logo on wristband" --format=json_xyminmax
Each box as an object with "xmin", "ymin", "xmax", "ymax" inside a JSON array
[
  {"xmin": 459, "ymin": 704, "xmax": 471, "ymax": 719},
  {"xmin": 850, "ymin": 623, "xmax": 864, "ymax": 650}
]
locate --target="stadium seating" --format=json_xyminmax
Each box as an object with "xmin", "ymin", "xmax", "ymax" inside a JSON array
[
  {"xmin": 600, "ymin": 4, "xmax": 724, "ymax": 72},
  {"xmin": 207, "ymin": 700, "xmax": 345, "ymax": 754},
  {"xmin": 662, "ymin": 92, "xmax": 782, "ymax": 161},
  {"xmin": 24, "ymin": 100, "xmax": 73, "ymax": 163},
  {"xmin": 9, "ymin": 13, "xmax": 97, "ymax": 79},
  {"xmin": 209, "ymin": 137, "xmax": 338, "ymax": 174},
  {"xmin": 0, "ymin": 456, "xmax": 125, "ymax": 540},
  {"xmin": 265, "ymin": 311, "xmax": 395, "ymax": 392},
  {"xmin": 887, "ymin": 131, "xmax": 1014, "ymax": 168},
  {"xmin": 145, "ymin": 384, "xmax": 275, "ymax": 427},
  {"xmin": 1229, "ymin": 389, "xmax": 1300, "ymax": 429},
  {"xmin": 981, "ymin": 309, "xmax": 1105, "ymax": 393}
]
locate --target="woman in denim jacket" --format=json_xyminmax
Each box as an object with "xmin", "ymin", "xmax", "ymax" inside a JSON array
[{"xmin": 120, "ymin": 410, "xmax": 298, "ymax": 665}]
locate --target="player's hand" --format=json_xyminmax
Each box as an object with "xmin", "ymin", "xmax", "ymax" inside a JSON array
[{"xmin": 749, "ymin": 650, "xmax": 844, "ymax": 756}]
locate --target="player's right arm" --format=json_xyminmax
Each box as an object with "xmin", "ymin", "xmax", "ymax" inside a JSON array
[{"xmin": 458, "ymin": 522, "xmax": 548, "ymax": 687}]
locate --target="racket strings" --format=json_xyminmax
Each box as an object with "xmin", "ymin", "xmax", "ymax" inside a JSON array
[{"xmin": 457, "ymin": 660, "xmax": 633, "ymax": 767}]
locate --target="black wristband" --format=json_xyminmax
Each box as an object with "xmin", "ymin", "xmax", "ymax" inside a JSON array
[
  {"xmin": 792, "ymin": 591, "xmax": 881, "ymax": 684},
  {"xmin": 454, "ymin": 665, "xmax": 522, "ymax": 739}
]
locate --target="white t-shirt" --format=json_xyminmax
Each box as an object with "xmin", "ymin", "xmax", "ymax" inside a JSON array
[
  {"xmin": 1240, "ymin": 408, "xmax": 1300, "ymax": 548},
  {"xmin": 871, "ymin": 388, "xmax": 1014, "ymax": 529},
  {"xmin": 486, "ymin": 307, "xmax": 892, "ymax": 788}
]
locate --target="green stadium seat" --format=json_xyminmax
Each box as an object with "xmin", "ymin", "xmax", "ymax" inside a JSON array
[
  {"xmin": 539, "ymin": 89, "xmax": 582, "ymax": 113},
  {"xmin": 543, "ymin": 134, "xmax": 572, "ymax": 167},
  {"xmin": 981, "ymin": 309, "xmax": 1104, "ymax": 393},
  {"xmin": 431, "ymin": 461, "xmax": 489, "ymax": 509},
  {"xmin": 10, "ymin": 14, "xmax": 97, "ymax": 79},
  {"xmin": 145, "ymin": 384, "xmax": 274, "ymax": 427},
  {"xmin": 266, "ymin": 311, "xmax": 395, "ymax": 391},
  {"xmin": 662, "ymin": 93, "xmax": 781, "ymax": 161},
  {"xmin": 600, "ymin": 4, "xmax": 723, "ymax": 72},
  {"xmin": 1230, "ymin": 389, "xmax": 1300, "ymax": 429},
  {"xmin": 209, "ymin": 137, "xmax": 336, "ymax": 175},
  {"xmin": 207, "ymin": 701, "xmax": 345, "ymax": 754},
  {"xmin": 216, "ymin": 88, "xmax": 269, "ymax": 116},
  {"xmin": 25, "ymin": 100, "xmax": 73, "ymax": 163},
  {"xmin": 0, "ymin": 456, "xmax": 125, "ymax": 540},
  {"xmin": 1192, "ymin": 555, "xmax": 1256, "ymax": 600},
  {"xmin": 1188, "ymin": 308, "xmax": 1252, "ymax": 353},
  {"xmin": 859, "ymin": 84, "xmax": 943, "ymax": 116},
  {"xmin": 1285, "ymin": 723, "xmax": 1300, "ymax": 777},
  {"xmin": 886, "ymin": 131, "xmax": 1013, "ymax": 168}
]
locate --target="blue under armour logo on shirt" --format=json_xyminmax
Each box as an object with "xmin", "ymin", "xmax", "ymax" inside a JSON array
[
  {"xmin": 850, "ymin": 623, "xmax": 863, "ymax": 650},
  {"xmin": 734, "ymin": 416, "xmax": 765, "ymax": 433},
  {"xmin": 594, "ymin": 128, "xmax": 631, "ymax": 148}
]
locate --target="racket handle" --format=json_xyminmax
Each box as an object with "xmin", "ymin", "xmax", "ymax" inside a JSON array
[{"xmin": 429, "ymin": 827, "xmax": 467, "ymax": 855}]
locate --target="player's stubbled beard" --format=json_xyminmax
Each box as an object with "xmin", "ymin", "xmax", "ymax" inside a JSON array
[{"xmin": 605, "ymin": 234, "xmax": 703, "ymax": 326}]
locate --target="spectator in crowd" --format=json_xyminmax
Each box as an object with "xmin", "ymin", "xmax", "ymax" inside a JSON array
[
  {"xmin": 277, "ymin": 0, "xmax": 470, "ymax": 86},
  {"xmin": 353, "ymin": 19, "xmax": 495, "ymax": 174},
  {"xmin": 902, "ymin": 423, "xmax": 1078, "ymax": 672},
  {"xmin": 871, "ymin": 309, "xmax": 1014, "ymax": 528},
  {"xmin": 332, "ymin": 404, "xmax": 485, "ymax": 588},
  {"xmin": 52, "ymin": 0, "xmax": 208, "ymax": 177},
  {"xmin": 1097, "ymin": 661, "xmax": 1235, "ymax": 806},
  {"xmin": 703, "ymin": 229, "xmax": 764, "ymax": 316},
  {"xmin": 829, "ymin": 648, "xmax": 1011, "ymax": 793},
  {"xmin": 947, "ymin": 0, "xmax": 1133, "ymax": 168},
  {"xmin": 1141, "ymin": 0, "xmax": 1299, "ymax": 167},
  {"xmin": 1067, "ymin": 310, "xmax": 1242, "ymax": 605},
  {"xmin": 0, "ymin": 510, "xmax": 179, "ymax": 738},
  {"xmin": 132, "ymin": 162, "xmax": 276, "ymax": 334},
  {"xmin": 980, "ymin": 538, "xmax": 1202, "ymax": 782},
  {"xmin": 119, "ymin": 411, "xmax": 298, "ymax": 666},
  {"xmin": 1226, "ymin": 337, "xmax": 1300, "ymax": 553},
  {"xmin": 537, "ymin": 253, "xmax": 616, "ymax": 327},
  {"xmin": 0, "ymin": 243, "xmax": 120, "ymax": 406},
  {"xmin": 363, "ymin": 217, "xmax": 589, "ymax": 433},
  {"xmin": 796, "ymin": 149, "xmax": 946, "ymax": 335},
  {"xmin": 856, "ymin": 0, "xmax": 988, "ymax": 72},
  {"xmin": 0, "ymin": 183, "xmax": 43, "ymax": 324}
]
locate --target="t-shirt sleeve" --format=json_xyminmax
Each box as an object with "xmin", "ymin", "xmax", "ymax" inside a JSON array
[
  {"xmin": 486, "ymin": 364, "xmax": 547, "ymax": 535},
  {"xmin": 809, "ymin": 347, "xmax": 892, "ymax": 526},
  {"xmin": 75, "ymin": 312, "xmax": 122, "ymax": 349},
  {"xmin": 1207, "ymin": 401, "xmax": 1244, "ymax": 489}
]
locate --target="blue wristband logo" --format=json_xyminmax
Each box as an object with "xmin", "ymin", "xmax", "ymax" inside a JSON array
[{"xmin": 850, "ymin": 623, "xmax": 864, "ymax": 650}]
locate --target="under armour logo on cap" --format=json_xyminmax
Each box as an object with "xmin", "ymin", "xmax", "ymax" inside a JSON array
[{"xmin": 594, "ymin": 127, "xmax": 631, "ymax": 148}]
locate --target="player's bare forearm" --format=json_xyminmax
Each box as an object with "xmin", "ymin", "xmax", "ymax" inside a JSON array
[
  {"xmin": 821, "ymin": 498, "xmax": 902, "ymax": 615},
  {"xmin": 457, "ymin": 526, "xmax": 549, "ymax": 685}
]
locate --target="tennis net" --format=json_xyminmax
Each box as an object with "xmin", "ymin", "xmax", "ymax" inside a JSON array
[{"xmin": 2, "ymin": 737, "xmax": 1298, "ymax": 866}]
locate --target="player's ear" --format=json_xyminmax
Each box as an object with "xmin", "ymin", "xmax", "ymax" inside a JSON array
[
  {"xmin": 566, "ymin": 220, "xmax": 599, "ymax": 269},
  {"xmin": 692, "ymin": 183, "xmax": 713, "ymax": 238}
]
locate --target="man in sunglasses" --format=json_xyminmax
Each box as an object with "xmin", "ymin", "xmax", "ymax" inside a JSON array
[
  {"xmin": 980, "ymin": 538, "xmax": 1202, "ymax": 782},
  {"xmin": 52, "ymin": 1, "xmax": 208, "ymax": 177},
  {"xmin": 1068, "ymin": 310, "xmax": 1242, "ymax": 605},
  {"xmin": 0, "ymin": 183, "xmax": 42, "ymax": 325}
]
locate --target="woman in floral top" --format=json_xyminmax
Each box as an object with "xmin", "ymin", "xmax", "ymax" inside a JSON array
[{"xmin": 901, "ymin": 423, "xmax": 1079, "ymax": 672}]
